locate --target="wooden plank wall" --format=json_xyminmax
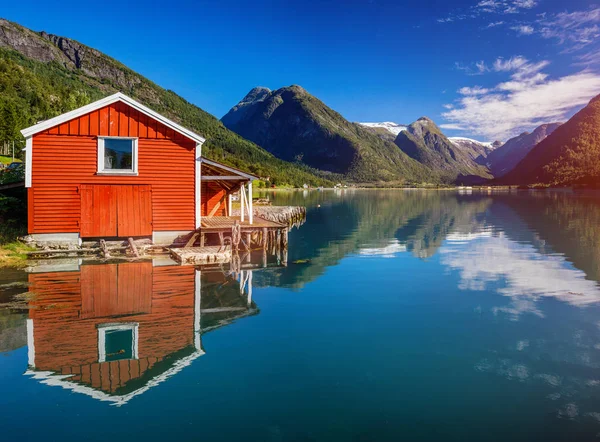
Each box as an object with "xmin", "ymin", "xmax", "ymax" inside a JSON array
[
  {"xmin": 30, "ymin": 102, "xmax": 196, "ymax": 234},
  {"xmin": 201, "ymin": 182, "xmax": 227, "ymax": 217},
  {"xmin": 28, "ymin": 265, "xmax": 196, "ymax": 394}
]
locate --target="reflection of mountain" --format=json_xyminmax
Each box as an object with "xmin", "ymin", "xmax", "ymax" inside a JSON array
[
  {"xmin": 255, "ymin": 191, "xmax": 493, "ymax": 288},
  {"xmin": 25, "ymin": 262, "xmax": 257, "ymax": 406},
  {"xmin": 258, "ymin": 191, "xmax": 600, "ymax": 298},
  {"xmin": 493, "ymin": 193, "xmax": 600, "ymax": 283},
  {"xmin": 393, "ymin": 193, "xmax": 492, "ymax": 258}
]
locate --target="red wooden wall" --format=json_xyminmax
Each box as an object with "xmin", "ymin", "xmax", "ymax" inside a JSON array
[
  {"xmin": 201, "ymin": 182, "xmax": 227, "ymax": 216},
  {"xmin": 28, "ymin": 265, "xmax": 197, "ymax": 394},
  {"xmin": 29, "ymin": 101, "xmax": 197, "ymax": 235}
]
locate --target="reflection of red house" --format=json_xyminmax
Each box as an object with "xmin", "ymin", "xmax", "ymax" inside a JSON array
[{"xmin": 25, "ymin": 262, "xmax": 256, "ymax": 406}]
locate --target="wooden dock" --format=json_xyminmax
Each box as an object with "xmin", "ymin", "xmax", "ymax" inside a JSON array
[
  {"xmin": 171, "ymin": 215, "xmax": 292, "ymax": 267},
  {"xmin": 169, "ymin": 245, "xmax": 231, "ymax": 265},
  {"xmin": 232, "ymin": 206, "xmax": 306, "ymax": 227}
]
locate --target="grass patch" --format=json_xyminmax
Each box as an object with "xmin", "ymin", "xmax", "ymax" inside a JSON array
[
  {"xmin": 0, "ymin": 155, "xmax": 21, "ymax": 165},
  {"xmin": 0, "ymin": 241, "xmax": 34, "ymax": 268},
  {"xmin": 0, "ymin": 188, "xmax": 31, "ymax": 267}
]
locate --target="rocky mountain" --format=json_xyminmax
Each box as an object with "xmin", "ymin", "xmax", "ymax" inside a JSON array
[
  {"xmin": 448, "ymin": 137, "xmax": 495, "ymax": 164},
  {"xmin": 221, "ymin": 86, "xmax": 433, "ymax": 183},
  {"xmin": 0, "ymin": 19, "xmax": 330, "ymax": 187},
  {"xmin": 394, "ymin": 117, "xmax": 493, "ymax": 182},
  {"xmin": 502, "ymin": 95, "xmax": 600, "ymax": 185},
  {"xmin": 357, "ymin": 122, "xmax": 407, "ymax": 136},
  {"xmin": 487, "ymin": 123, "xmax": 562, "ymax": 177}
]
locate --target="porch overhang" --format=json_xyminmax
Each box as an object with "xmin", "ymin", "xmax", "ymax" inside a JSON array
[{"xmin": 197, "ymin": 158, "xmax": 259, "ymax": 226}]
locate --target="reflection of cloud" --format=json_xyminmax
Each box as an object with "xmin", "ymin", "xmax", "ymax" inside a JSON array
[
  {"xmin": 359, "ymin": 239, "xmax": 407, "ymax": 258},
  {"xmin": 445, "ymin": 230, "xmax": 493, "ymax": 243},
  {"xmin": 440, "ymin": 232, "xmax": 600, "ymax": 316}
]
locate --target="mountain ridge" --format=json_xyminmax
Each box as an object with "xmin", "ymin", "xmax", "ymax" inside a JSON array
[
  {"xmin": 393, "ymin": 117, "xmax": 493, "ymax": 181},
  {"xmin": 487, "ymin": 122, "xmax": 562, "ymax": 177},
  {"xmin": 221, "ymin": 85, "xmax": 436, "ymax": 183}
]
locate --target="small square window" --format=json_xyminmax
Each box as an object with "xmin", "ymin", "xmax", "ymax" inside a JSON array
[
  {"xmin": 98, "ymin": 137, "xmax": 138, "ymax": 175},
  {"xmin": 98, "ymin": 323, "xmax": 139, "ymax": 362}
]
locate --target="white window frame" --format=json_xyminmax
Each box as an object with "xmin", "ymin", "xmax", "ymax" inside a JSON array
[
  {"xmin": 98, "ymin": 323, "xmax": 139, "ymax": 362},
  {"xmin": 97, "ymin": 136, "xmax": 139, "ymax": 175}
]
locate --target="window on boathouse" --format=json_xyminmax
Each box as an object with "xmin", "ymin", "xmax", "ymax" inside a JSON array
[{"xmin": 97, "ymin": 137, "xmax": 138, "ymax": 174}]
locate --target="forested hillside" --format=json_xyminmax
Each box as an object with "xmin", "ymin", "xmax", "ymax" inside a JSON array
[{"xmin": 0, "ymin": 19, "xmax": 331, "ymax": 187}]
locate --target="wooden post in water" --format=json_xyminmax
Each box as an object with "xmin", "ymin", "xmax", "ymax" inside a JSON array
[
  {"xmin": 232, "ymin": 220, "xmax": 241, "ymax": 252},
  {"xmin": 247, "ymin": 270, "xmax": 253, "ymax": 307},
  {"xmin": 281, "ymin": 228, "xmax": 288, "ymax": 266}
]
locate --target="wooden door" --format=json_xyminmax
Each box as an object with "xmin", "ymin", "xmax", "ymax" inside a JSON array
[
  {"xmin": 80, "ymin": 185, "xmax": 117, "ymax": 237},
  {"xmin": 80, "ymin": 262, "xmax": 153, "ymax": 319},
  {"xmin": 80, "ymin": 185, "xmax": 152, "ymax": 237},
  {"xmin": 115, "ymin": 185, "xmax": 153, "ymax": 237}
]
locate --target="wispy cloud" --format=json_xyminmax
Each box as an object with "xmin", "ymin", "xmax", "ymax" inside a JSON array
[
  {"xmin": 511, "ymin": 24, "xmax": 534, "ymax": 35},
  {"xmin": 442, "ymin": 56, "xmax": 600, "ymax": 140},
  {"xmin": 574, "ymin": 49, "xmax": 600, "ymax": 67},
  {"xmin": 455, "ymin": 60, "xmax": 489, "ymax": 75},
  {"xmin": 458, "ymin": 86, "xmax": 491, "ymax": 95},
  {"xmin": 538, "ymin": 8, "xmax": 600, "ymax": 48},
  {"xmin": 486, "ymin": 21, "xmax": 505, "ymax": 28},
  {"xmin": 437, "ymin": 0, "xmax": 537, "ymax": 24}
]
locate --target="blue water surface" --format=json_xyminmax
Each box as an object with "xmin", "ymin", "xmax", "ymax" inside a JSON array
[{"xmin": 2, "ymin": 190, "xmax": 600, "ymax": 441}]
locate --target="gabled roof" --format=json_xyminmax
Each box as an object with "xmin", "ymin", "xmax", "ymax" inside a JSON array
[
  {"xmin": 20, "ymin": 92, "xmax": 206, "ymax": 144},
  {"xmin": 201, "ymin": 157, "xmax": 259, "ymax": 180}
]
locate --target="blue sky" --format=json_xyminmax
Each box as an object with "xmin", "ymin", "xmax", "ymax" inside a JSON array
[{"xmin": 3, "ymin": 0, "xmax": 600, "ymax": 141}]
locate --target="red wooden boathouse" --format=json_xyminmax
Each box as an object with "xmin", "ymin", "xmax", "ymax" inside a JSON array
[{"xmin": 20, "ymin": 93, "xmax": 258, "ymax": 245}]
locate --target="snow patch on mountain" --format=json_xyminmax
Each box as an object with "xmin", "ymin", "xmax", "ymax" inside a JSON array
[
  {"xmin": 449, "ymin": 137, "xmax": 495, "ymax": 149},
  {"xmin": 358, "ymin": 122, "xmax": 407, "ymax": 136}
]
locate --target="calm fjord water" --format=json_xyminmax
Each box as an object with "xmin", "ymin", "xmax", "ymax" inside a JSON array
[{"xmin": 2, "ymin": 190, "xmax": 600, "ymax": 441}]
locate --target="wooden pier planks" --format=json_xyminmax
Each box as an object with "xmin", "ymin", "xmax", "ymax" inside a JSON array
[{"xmin": 169, "ymin": 245, "xmax": 232, "ymax": 265}]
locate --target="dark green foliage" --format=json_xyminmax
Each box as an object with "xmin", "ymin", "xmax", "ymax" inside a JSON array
[
  {"xmin": 0, "ymin": 166, "xmax": 25, "ymax": 185},
  {"xmin": 0, "ymin": 189, "xmax": 27, "ymax": 244},
  {"xmin": 0, "ymin": 49, "xmax": 100, "ymax": 135}
]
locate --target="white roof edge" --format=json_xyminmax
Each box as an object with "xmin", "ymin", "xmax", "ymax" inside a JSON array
[
  {"xmin": 201, "ymin": 157, "xmax": 259, "ymax": 180},
  {"xmin": 20, "ymin": 92, "xmax": 206, "ymax": 144},
  {"xmin": 24, "ymin": 349, "xmax": 205, "ymax": 407}
]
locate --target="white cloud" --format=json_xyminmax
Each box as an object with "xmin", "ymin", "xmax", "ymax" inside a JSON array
[
  {"xmin": 486, "ymin": 21, "xmax": 505, "ymax": 28},
  {"xmin": 439, "ymin": 0, "xmax": 539, "ymax": 25},
  {"xmin": 455, "ymin": 60, "xmax": 489, "ymax": 75},
  {"xmin": 492, "ymin": 55, "xmax": 529, "ymax": 71},
  {"xmin": 443, "ymin": 56, "xmax": 600, "ymax": 140},
  {"xmin": 513, "ymin": 0, "xmax": 537, "ymax": 8},
  {"xmin": 574, "ymin": 49, "xmax": 600, "ymax": 66},
  {"xmin": 475, "ymin": 0, "xmax": 538, "ymax": 14},
  {"xmin": 439, "ymin": 123, "xmax": 466, "ymax": 130},
  {"xmin": 511, "ymin": 24, "xmax": 534, "ymax": 35},
  {"xmin": 458, "ymin": 86, "xmax": 491, "ymax": 95},
  {"xmin": 536, "ymin": 7, "xmax": 600, "ymax": 48}
]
